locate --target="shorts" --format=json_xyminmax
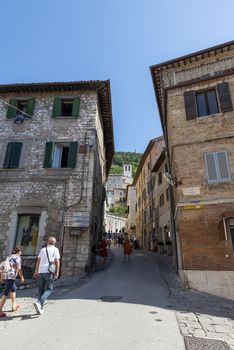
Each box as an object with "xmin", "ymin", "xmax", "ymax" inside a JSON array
[{"xmin": 3, "ymin": 279, "xmax": 17, "ymax": 296}]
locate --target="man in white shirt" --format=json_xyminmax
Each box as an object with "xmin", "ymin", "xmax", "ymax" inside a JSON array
[{"xmin": 33, "ymin": 236, "xmax": 60, "ymax": 315}]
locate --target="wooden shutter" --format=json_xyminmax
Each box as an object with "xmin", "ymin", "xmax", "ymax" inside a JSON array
[
  {"xmin": 67, "ymin": 141, "xmax": 78, "ymax": 168},
  {"xmin": 43, "ymin": 142, "xmax": 54, "ymax": 168},
  {"xmin": 3, "ymin": 142, "xmax": 13, "ymax": 167},
  {"xmin": 52, "ymin": 98, "xmax": 62, "ymax": 118},
  {"xmin": 6, "ymin": 99, "xmax": 17, "ymax": 118},
  {"xmin": 216, "ymin": 151, "xmax": 231, "ymax": 181},
  {"xmin": 184, "ymin": 91, "xmax": 197, "ymax": 120},
  {"xmin": 10, "ymin": 142, "xmax": 22, "ymax": 168},
  {"xmin": 72, "ymin": 98, "xmax": 80, "ymax": 117},
  {"xmin": 217, "ymin": 82, "xmax": 233, "ymax": 113},
  {"xmin": 26, "ymin": 98, "xmax": 35, "ymax": 116},
  {"xmin": 204, "ymin": 152, "xmax": 218, "ymax": 183}
]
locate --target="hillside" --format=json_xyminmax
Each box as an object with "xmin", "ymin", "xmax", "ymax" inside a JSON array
[{"xmin": 110, "ymin": 151, "xmax": 142, "ymax": 176}]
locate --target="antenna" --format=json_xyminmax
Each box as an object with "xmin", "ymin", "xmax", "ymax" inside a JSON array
[{"xmin": 164, "ymin": 172, "xmax": 177, "ymax": 187}]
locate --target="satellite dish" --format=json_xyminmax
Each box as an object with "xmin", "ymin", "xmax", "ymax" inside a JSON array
[{"xmin": 164, "ymin": 172, "xmax": 176, "ymax": 187}]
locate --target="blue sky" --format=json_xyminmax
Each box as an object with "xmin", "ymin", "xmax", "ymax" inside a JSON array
[{"xmin": 0, "ymin": 1, "xmax": 233, "ymax": 153}]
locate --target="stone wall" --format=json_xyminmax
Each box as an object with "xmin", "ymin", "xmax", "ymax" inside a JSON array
[{"xmin": 0, "ymin": 90, "xmax": 106, "ymax": 276}]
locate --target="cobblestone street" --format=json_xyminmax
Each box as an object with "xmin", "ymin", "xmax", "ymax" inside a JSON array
[
  {"xmin": 1, "ymin": 249, "xmax": 234, "ymax": 350},
  {"xmin": 154, "ymin": 253, "xmax": 234, "ymax": 350}
]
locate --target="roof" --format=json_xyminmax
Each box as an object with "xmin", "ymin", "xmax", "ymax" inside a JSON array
[
  {"xmin": 132, "ymin": 136, "xmax": 163, "ymax": 185},
  {"xmin": 0, "ymin": 80, "xmax": 114, "ymax": 174},
  {"xmin": 150, "ymin": 40, "xmax": 234, "ymax": 124}
]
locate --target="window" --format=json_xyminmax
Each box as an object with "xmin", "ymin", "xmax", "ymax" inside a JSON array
[
  {"xmin": 43, "ymin": 141, "xmax": 78, "ymax": 168},
  {"xmin": 184, "ymin": 82, "xmax": 233, "ymax": 120},
  {"xmin": 15, "ymin": 214, "xmax": 40, "ymax": 255},
  {"xmin": 7, "ymin": 98, "xmax": 35, "ymax": 118},
  {"xmin": 3, "ymin": 142, "xmax": 22, "ymax": 168},
  {"xmin": 158, "ymin": 172, "xmax": 162, "ymax": 184},
  {"xmin": 166, "ymin": 187, "xmax": 169, "ymax": 201},
  {"xmin": 197, "ymin": 90, "xmax": 219, "ymax": 117},
  {"xmin": 52, "ymin": 97, "xmax": 80, "ymax": 118},
  {"xmin": 204, "ymin": 150, "xmax": 231, "ymax": 184},
  {"xmin": 228, "ymin": 218, "xmax": 234, "ymax": 251},
  {"xmin": 149, "ymin": 205, "xmax": 152, "ymax": 218},
  {"xmin": 159, "ymin": 193, "xmax": 164, "ymax": 207}
]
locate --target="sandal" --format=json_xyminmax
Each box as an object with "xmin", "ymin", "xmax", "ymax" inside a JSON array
[
  {"xmin": 0, "ymin": 311, "xmax": 6, "ymax": 318},
  {"xmin": 12, "ymin": 304, "xmax": 20, "ymax": 312}
]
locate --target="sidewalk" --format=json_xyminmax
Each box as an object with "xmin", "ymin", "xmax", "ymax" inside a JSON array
[{"xmin": 152, "ymin": 252, "xmax": 234, "ymax": 350}]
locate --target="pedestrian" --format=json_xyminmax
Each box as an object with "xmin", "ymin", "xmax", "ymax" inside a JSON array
[
  {"xmin": 33, "ymin": 236, "xmax": 60, "ymax": 315},
  {"xmin": 100, "ymin": 236, "xmax": 108, "ymax": 268},
  {"xmin": 0, "ymin": 246, "xmax": 24, "ymax": 318},
  {"xmin": 91, "ymin": 240, "xmax": 101, "ymax": 271},
  {"xmin": 122, "ymin": 233, "xmax": 132, "ymax": 263}
]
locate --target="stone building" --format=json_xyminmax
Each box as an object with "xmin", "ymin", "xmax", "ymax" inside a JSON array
[
  {"xmin": 133, "ymin": 137, "xmax": 164, "ymax": 248},
  {"xmin": 151, "ymin": 149, "xmax": 171, "ymax": 252},
  {"xmin": 150, "ymin": 41, "xmax": 234, "ymax": 299},
  {"xmin": 126, "ymin": 184, "xmax": 136, "ymax": 235},
  {"xmin": 106, "ymin": 164, "xmax": 133, "ymax": 207},
  {"xmin": 0, "ymin": 80, "xmax": 114, "ymax": 277}
]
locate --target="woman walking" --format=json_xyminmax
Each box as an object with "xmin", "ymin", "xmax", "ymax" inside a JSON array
[
  {"xmin": 0, "ymin": 246, "xmax": 24, "ymax": 318},
  {"xmin": 122, "ymin": 233, "xmax": 132, "ymax": 263}
]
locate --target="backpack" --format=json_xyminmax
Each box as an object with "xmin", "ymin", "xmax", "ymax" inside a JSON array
[{"xmin": 0, "ymin": 256, "xmax": 11, "ymax": 280}]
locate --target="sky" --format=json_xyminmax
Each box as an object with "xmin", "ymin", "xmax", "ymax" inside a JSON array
[{"xmin": 0, "ymin": 1, "xmax": 233, "ymax": 153}]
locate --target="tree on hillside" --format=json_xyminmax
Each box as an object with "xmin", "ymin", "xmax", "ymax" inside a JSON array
[{"xmin": 110, "ymin": 151, "xmax": 142, "ymax": 176}]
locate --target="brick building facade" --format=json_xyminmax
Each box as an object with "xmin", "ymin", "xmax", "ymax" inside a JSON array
[
  {"xmin": 133, "ymin": 137, "xmax": 165, "ymax": 249},
  {"xmin": 151, "ymin": 41, "xmax": 234, "ymax": 299},
  {"xmin": 0, "ymin": 80, "xmax": 114, "ymax": 277}
]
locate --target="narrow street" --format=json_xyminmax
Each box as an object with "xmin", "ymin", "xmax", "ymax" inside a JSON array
[{"xmin": 0, "ymin": 246, "xmax": 185, "ymax": 350}]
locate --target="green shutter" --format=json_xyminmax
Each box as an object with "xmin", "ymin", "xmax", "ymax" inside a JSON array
[
  {"xmin": 52, "ymin": 98, "xmax": 62, "ymax": 118},
  {"xmin": 184, "ymin": 91, "xmax": 197, "ymax": 120},
  {"xmin": 9, "ymin": 142, "xmax": 22, "ymax": 168},
  {"xmin": 67, "ymin": 141, "xmax": 78, "ymax": 168},
  {"xmin": 3, "ymin": 143, "xmax": 13, "ymax": 167},
  {"xmin": 72, "ymin": 98, "xmax": 80, "ymax": 117},
  {"xmin": 217, "ymin": 82, "xmax": 233, "ymax": 113},
  {"xmin": 26, "ymin": 98, "xmax": 35, "ymax": 116},
  {"xmin": 43, "ymin": 142, "xmax": 54, "ymax": 168},
  {"xmin": 6, "ymin": 99, "xmax": 17, "ymax": 118}
]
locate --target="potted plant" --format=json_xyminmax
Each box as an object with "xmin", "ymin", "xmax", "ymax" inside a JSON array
[
  {"xmin": 157, "ymin": 241, "xmax": 164, "ymax": 254},
  {"xmin": 165, "ymin": 240, "xmax": 172, "ymax": 256}
]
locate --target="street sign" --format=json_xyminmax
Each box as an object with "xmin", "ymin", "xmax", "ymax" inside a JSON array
[{"xmin": 64, "ymin": 211, "xmax": 89, "ymax": 227}]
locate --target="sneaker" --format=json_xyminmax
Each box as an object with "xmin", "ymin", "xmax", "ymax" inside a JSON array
[
  {"xmin": 0, "ymin": 311, "xmax": 6, "ymax": 318},
  {"xmin": 33, "ymin": 301, "xmax": 44, "ymax": 315}
]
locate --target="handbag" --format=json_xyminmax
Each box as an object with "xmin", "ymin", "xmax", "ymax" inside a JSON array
[{"xmin": 45, "ymin": 246, "xmax": 56, "ymax": 274}]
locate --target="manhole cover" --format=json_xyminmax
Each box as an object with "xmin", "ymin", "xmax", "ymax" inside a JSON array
[
  {"xmin": 184, "ymin": 337, "xmax": 230, "ymax": 350},
  {"xmin": 100, "ymin": 296, "xmax": 122, "ymax": 302}
]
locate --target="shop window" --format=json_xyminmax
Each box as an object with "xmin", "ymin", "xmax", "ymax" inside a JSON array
[
  {"xmin": 52, "ymin": 97, "xmax": 80, "ymax": 117},
  {"xmin": 43, "ymin": 141, "xmax": 78, "ymax": 168},
  {"xmin": 228, "ymin": 218, "xmax": 234, "ymax": 251},
  {"xmin": 15, "ymin": 214, "xmax": 40, "ymax": 255}
]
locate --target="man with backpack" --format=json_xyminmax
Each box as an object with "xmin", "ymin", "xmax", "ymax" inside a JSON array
[{"xmin": 0, "ymin": 246, "xmax": 24, "ymax": 318}]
